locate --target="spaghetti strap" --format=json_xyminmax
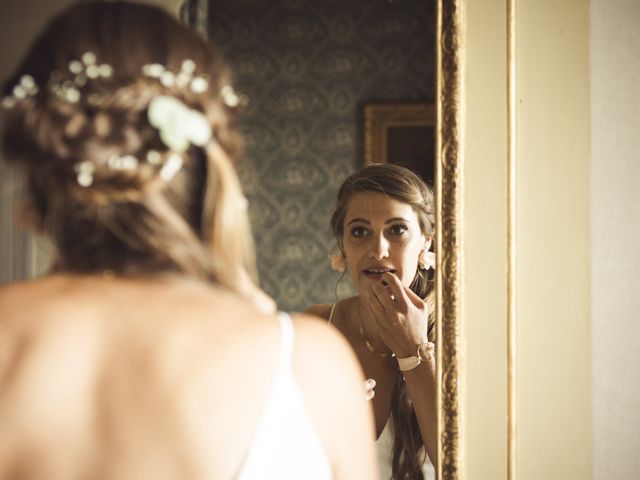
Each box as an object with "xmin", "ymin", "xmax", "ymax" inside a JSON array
[
  {"xmin": 236, "ymin": 312, "xmax": 332, "ymax": 479},
  {"xmin": 328, "ymin": 304, "xmax": 336, "ymax": 324},
  {"xmin": 276, "ymin": 312, "xmax": 294, "ymax": 368}
]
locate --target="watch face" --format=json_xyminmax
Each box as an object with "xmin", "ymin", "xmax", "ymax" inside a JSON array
[{"xmin": 417, "ymin": 342, "xmax": 435, "ymax": 362}]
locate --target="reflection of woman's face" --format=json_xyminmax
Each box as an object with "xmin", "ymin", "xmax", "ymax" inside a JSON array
[{"xmin": 341, "ymin": 192, "xmax": 425, "ymax": 295}]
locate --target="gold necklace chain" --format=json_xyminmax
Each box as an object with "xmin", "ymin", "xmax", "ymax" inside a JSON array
[{"xmin": 358, "ymin": 302, "xmax": 391, "ymax": 358}]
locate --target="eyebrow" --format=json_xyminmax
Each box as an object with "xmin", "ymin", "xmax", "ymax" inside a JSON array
[{"xmin": 346, "ymin": 217, "xmax": 410, "ymax": 226}]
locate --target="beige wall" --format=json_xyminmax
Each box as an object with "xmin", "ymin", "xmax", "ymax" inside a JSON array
[
  {"xmin": 516, "ymin": 0, "xmax": 591, "ymax": 478},
  {"xmin": 463, "ymin": 0, "xmax": 592, "ymax": 478},
  {"xmin": 463, "ymin": 0, "xmax": 508, "ymax": 478},
  {"xmin": 591, "ymin": 1, "xmax": 640, "ymax": 479}
]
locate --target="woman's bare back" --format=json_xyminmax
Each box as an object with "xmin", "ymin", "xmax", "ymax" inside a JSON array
[
  {"xmin": 0, "ymin": 274, "xmax": 285, "ymax": 479},
  {"xmin": 0, "ymin": 274, "xmax": 378, "ymax": 479}
]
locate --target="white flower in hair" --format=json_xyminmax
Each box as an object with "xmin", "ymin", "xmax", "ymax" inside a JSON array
[
  {"xmin": 147, "ymin": 95, "xmax": 212, "ymax": 152},
  {"xmin": 329, "ymin": 253, "xmax": 346, "ymax": 273},
  {"xmin": 419, "ymin": 237, "xmax": 436, "ymax": 271}
]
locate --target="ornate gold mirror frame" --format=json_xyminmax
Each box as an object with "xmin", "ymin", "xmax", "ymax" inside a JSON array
[{"xmin": 436, "ymin": 1, "xmax": 464, "ymax": 479}]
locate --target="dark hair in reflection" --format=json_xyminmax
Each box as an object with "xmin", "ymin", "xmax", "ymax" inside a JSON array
[
  {"xmin": 331, "ymin": 163, "xmax": 435, "ymax": 480},
  {"xmin": 1, "ymin": 1, "xmax": 254, "ymax": 289}
]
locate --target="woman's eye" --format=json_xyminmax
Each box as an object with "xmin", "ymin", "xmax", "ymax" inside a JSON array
[
  {"xmin": 389, "ymin": 224, "xmax": 408, "ymax": 236},
  {"xmin": 350, "ymin": 226, "xmax": 368, "ymax": 238}
]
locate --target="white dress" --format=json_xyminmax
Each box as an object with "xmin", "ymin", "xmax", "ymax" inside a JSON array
[{"xmin": 236, "ymin": 313, "xmax": 332, "ymax": 479}]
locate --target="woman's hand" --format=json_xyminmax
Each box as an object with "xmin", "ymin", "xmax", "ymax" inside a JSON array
[{"xmin": 365, "ymin": 271, "xmax": 430, "ymax": 358}]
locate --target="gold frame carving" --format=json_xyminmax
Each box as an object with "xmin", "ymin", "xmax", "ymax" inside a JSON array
[
  {"xmin": 363, "ymin": 103, "xmax": 436, "ymax": 166},
  {"xmin": 436, "ymin": 1, "xmax": 464, "ymax": 479}
]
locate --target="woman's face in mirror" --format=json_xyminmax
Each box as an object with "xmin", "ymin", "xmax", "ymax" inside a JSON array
[{"xmin": 341, "ymin": 191, "xmax": 426, "ymax": 294}]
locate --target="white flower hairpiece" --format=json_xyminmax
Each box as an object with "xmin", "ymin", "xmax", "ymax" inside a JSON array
[
  {"xmin": 1, "ymin": 75, "xmax": 39, "ymax": 109},
  {"xmin": 418, "ymin": 237, "xmax": 436, "ymax": 271},
  {"xmin": 147, "ymin": 95, "xmax": 212, "ymax": 152},
  {"xmin": 329, "ymin": 252, "xmax": 346, "ymax": 273}
]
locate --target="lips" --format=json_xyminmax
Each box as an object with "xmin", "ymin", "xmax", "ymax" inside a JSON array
[{"xmin": 362, "ymin": 266, "xmax": 396, "ymax": 280}]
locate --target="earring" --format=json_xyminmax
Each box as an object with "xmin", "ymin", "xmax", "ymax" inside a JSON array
[
  {"xmin": 418, "ymin": 238, "xmax": 436, "ymax": 271},
  {"xmin": 329, "ymin": 252, "xmax": 346, "ymax": 273}
]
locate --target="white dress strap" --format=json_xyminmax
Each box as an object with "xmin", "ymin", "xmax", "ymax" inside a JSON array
[
  {"xmin": 328, "ymin": 303, "xmax": 337, "ymax": 324},
  {"xmin": 276, "ymin": 312, "xmax": 294, "ymax": 367},
  {"xmin": 236, "ymin": 312, "xmax": 332, "ymax": 479}
]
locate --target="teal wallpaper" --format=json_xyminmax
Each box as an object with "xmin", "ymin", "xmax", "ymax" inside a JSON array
[{"xmin": 206, "ymin": 0, "xmax": 435, "ymax": 311}]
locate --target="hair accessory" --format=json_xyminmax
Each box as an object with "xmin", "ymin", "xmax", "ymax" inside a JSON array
[
  {"xmin": 159, "ymin": 153, "xmax": 184, "ymax": 181},
  {"xmin": 220, "ymin": 84, "xmax": 248, "ymax": 107},
  {"xmin": 107, "ymin": 154, "xmax": 138, "ymax": 171},
  {"xmin": 5, "ymin": 54, "xmax": 213, "ymax": 188},
  {"xmin": 329, "ymin": 252, "xmax": 346, "ymax": 272},
  {"xmin": 146, "ymin": 150, "xmax": 162, "ymax": 165},
  {"xmin": 147, "ymin": 95, "xmax": 212, "ymax": 152},
  {"xmin": 418, "ymin": 237, "xmax": 436, "ymax": 271},
  {"xmin": 75, "ymin": 160, "xmax": 95, "ymax": 187},
  {"xmin": 141, "ymin": 60, "xmax": 209, "ymax": 94},
  {"xmin": 72, "ymin": 149, "xmax": 185, "ymax": 187},
  {"xmin": 48, "ymin": 51, "xmax": 113, "ymax": 104},
  {"xmin": 1, "ymin": 75, "xmax": 39, "ymax": 109}
]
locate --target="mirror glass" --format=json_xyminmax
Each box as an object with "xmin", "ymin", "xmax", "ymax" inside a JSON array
[
  {"xmin": 187, "ymin": 0, "xmax": 437, "ymax": 477},
  {"xmin": 200, "ymin": 0, "xmax": 436, "ymax": 311}
]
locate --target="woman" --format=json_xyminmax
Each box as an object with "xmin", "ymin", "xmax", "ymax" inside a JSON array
[
  {"xmin": 0, "ymin": 2, "xmax": 377, "ymax": 478},
  {"xmin": 307, "ymin": 164, "xmax": 437, "ymax": 479}
]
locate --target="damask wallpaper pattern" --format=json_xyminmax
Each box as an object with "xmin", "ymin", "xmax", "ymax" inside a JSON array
[{"xmin": 207, "ymin": 0, "xmax": 435, "ymax": 311}]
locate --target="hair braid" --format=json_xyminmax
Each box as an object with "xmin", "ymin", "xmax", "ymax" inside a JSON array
[{"xmin": 1, "ymin": 0, "xmax": 253, "ymax": 290}]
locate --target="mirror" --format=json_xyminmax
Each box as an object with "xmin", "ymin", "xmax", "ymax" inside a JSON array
[
  {"xmin": 182, "ymin": 0, "xmax": 463, "ymax": 478},
  {"xmin": 195, "ymin": 0, "xmax": 437, "ymax": 311}
]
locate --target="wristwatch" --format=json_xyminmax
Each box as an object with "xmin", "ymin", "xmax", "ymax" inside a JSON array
[{"xmin": 397, "ymin": 342, "xmax": 435, "ymax": 372}]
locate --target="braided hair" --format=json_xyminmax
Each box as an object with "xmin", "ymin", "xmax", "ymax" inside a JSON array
[{"xmin": 1, "ymin": 1, "xmax": 254, "ymax": 290}]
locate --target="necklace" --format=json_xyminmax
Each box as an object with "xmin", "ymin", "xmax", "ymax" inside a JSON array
[{"xmin": 357, "ymin": 303, "xmax": 391, "ymax": 358}]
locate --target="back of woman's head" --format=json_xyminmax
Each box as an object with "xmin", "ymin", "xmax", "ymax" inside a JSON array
[{"xmin": 1, "ymin": 0, "xmax": 253, "ymax": 287}]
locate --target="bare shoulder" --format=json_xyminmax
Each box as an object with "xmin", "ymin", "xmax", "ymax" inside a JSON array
[
  {"xmin": 0, "ymin": 278, "xmax": 40, "ymax": 304},
  {"xmin": 287, "ymin": 313, "xmax": 378, "ymax": 478},
  {"xmin": 291, "ymin": 312, "xmax": 343, "ymax": 350},
  {"xmin": 303, "ymin": 303, "xmax": 334, "ymax": 321},
  {"xmin": 0, "ymin": 277, "xmax": 65, "ymax": 322},
  {"xmin": 289, "ymin": 312, "xmax": 364, "ymax": 393}
]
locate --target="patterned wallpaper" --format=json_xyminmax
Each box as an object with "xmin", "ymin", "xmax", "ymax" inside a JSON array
[{"xmin": 206, "ymin": 0, "xmax": 435, "ymax": 311}]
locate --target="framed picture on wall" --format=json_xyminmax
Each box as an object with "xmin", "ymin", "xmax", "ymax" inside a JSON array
[{"xmin": 363, "ymin": 102, "xmax": 436, "ymax": 184}]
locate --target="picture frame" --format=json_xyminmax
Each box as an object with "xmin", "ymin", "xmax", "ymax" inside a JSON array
[{"xmin": 363, "ymin": 102, "xmax": 436, "ymax": 184}]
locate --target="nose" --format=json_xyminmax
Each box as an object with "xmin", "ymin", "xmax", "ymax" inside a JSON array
[{"xmin": 368, "ymin": 234, "xmax": 390, "ymax": 260}]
